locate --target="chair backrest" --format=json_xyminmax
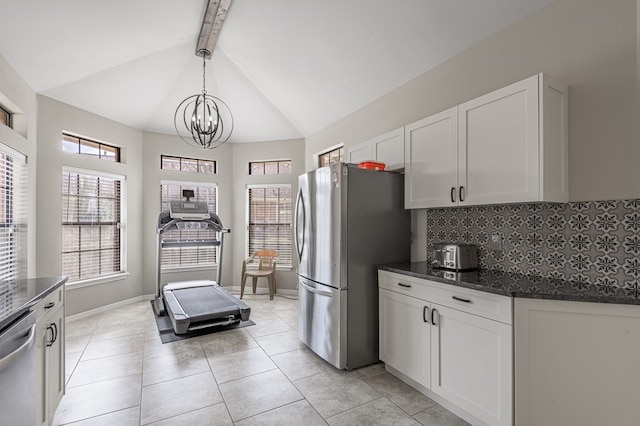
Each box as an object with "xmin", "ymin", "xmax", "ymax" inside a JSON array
[{"xmin": 254, "ymin": 250, "xmax": 278, "ymax": 270}]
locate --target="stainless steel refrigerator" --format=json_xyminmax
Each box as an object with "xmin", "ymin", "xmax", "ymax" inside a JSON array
[{"xmin": 295, "ymin": 162, "xmax": 410, "ymax": 370}]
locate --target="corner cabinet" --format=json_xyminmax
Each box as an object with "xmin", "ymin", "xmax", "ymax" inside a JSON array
[
  {"xmin": 379, "ymin": 270, "xmax": 513, "ymax": 426},
  {"xmin": 515, "ymin": 298, "xmax": 640, "ymax": 426},
  {"xmin": 346, "ymin": 127, "xmax": 404, "ymax": 170},
  {"xmin": 405, "ymin": 73, "xmax": 568, "ymax": 208},
  {"xmin": 35, "ymin": 286, "xmax": 65, "ymax": 426}
]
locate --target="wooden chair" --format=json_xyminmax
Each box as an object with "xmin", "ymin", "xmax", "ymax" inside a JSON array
[{"xmin": 241, "ymin": 250, "xmax": 278, "ymax": 300}]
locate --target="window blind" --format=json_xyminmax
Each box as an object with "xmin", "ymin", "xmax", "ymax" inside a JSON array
[
  {"xmin": 160, "ymin": 183, "xmax": 218, "ymax": 268},
  {"xmin": 247, "ymin": 185, "xmax": 292, "ymax": 267},
  {"xmin": 61, "ymin": 170, "xmax": 124, "ymax": 282},
  {"xmin": 0, "ymin": 147, "xmax": 26, "ymax": 282}
]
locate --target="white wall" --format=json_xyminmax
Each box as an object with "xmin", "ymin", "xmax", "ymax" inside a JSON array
[
  {"xmin": 306, "ymin": 0, "xmax": 639, "ymax": 202},
  {"xmin": 231, "ymin": 139, "xmax": 305, "ymax": 293},
  {"xmin": 36, "ymin": 96, "xmax": 144, "ymax": 316},
  {"xmin": 305, "ymin": 0, "xmax": 640, "ymax": 262},
  {"xmin": 0, "ymin": 54, "xmax": 37, "ymax": 277}
]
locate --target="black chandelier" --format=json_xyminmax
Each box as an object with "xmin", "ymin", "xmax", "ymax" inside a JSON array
[{"xmin": 174, "ymin": 49, "xmax": 233, "ymax": 149}]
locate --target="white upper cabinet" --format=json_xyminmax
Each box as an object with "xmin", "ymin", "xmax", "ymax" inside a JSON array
[
  {"xmin": 405, "ymin": 108, "xmax": 458, "ymax": 208},
  {"xmin": 405, "ymin": 73, "xmax": 568, "ymax": 209},
  {"xmin": 347, "ymin": 127, "xmax": 405, "ymax": 170}
]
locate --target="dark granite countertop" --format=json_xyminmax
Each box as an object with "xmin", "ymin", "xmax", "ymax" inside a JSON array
[
  {"xmin": 379, "ymin": 262, "xmax": 640, "ymax": 305},
  {"xmin": 0, "ymin": 276, "xmax": 68, "ymax": 331}
]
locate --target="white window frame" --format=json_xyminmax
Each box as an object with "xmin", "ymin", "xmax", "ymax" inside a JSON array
[
  {"xmin": 245, "ymin": 183, "xmax": 293, "ymax": 270},
  {"xmin": 0, "ymin": 143, "xmax": 26, "ymax": 282},
  {"xmin": 61, "ymin": 167, "xmax": 127, "ymax": 285},
  {"xmin": 160, "ymin": 180, "xmax": 219, "ymax": 271}
]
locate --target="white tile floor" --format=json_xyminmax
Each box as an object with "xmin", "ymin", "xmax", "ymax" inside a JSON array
[{"xmin": 56, "ymin": 293, "xmax": 469, "ymax": 425}]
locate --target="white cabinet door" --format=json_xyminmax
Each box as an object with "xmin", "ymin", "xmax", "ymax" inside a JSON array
[
  {"xmin": 47, "ymin": 307, "xmax": 65, "ymax": 421},
  {"xmin": 379, "ymin": 288, "xmax": 431, "ymax": 389},
  {"xmin": 458, "ymin": 75, "xmax": 539, "ymax": 205},
  {"xmin": 35, "ymin": 288, "xmax": 65, "ymax": 426},
  {"xmin": 372, "ymin": 127, "xmax": 404, "ymax": 170},
  {"xmin": 347, "ymin": 127, "xmax": 405, "ymax": 171},
  {"xmin": 346, "ymin": 140, "xmax": 373, "ymax": 164},
  {"xmin": 404, "ymin": 108, "xmax": 458, "ymax": 208},
  {"xmin": 431, "ymin": 303, "xmax": 513, "ymax": 426}
]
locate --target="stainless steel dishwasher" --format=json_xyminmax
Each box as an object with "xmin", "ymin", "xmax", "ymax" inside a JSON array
[{"xmin": 0, "ymin": 310, "xmax": 36, "ymax": 426}]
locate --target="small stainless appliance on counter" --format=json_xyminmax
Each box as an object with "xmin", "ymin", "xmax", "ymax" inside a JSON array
[{"xmin": 432, "ymin": 243, "xmax": 478, "ymax": 271}]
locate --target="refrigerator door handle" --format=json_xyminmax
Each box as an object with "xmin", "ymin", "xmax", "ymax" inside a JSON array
[
  {"xmin": 294, "ymin": 188, "xmax": 305, "ymax": 262},
  {"xmin": 300, "ymin": 281, "xmax": 333, "ymax": 297}
]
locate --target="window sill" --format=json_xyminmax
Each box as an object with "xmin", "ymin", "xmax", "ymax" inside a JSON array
[{"xmin": 66, "ymin": 272, "xmax": 130, "ymax": 290}]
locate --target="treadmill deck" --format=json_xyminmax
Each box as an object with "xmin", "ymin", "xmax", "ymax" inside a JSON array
[{"xmin": 162, "ymin": 282, "xmax": 251, "ymax": 334}]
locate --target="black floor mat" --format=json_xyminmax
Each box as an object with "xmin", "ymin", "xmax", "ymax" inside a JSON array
[{"xmin": 150, "ymin": 301, "xmax": 255, "ymax": 344}]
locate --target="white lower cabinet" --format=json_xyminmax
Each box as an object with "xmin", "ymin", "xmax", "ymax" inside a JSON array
[
  {"xmin": 379, "ymin": 270, "xmax": 513, "ymax": 426},
  {"xmin": 431, "ymin": 303, "xmax": 512, "ymax": 426},
  {"xmin": 379, "ymin": 288, "xmax": 431, "ymax": 388},
  {"xmin": 515, "ymin": 298, "xmax": 640, "ymax": 426},
  {"xmin": 35, "ymin": 287, "xmax": 65, "ymax": 426}
]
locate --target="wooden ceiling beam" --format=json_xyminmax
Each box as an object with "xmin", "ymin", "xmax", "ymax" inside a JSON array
[{"xmin": 196, "ymin": 0, "xmax": 234, "ymax": 59}]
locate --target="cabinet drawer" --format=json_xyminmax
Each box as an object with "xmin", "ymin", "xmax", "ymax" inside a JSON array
[
  {"xmin": 378, "ymin": 270, "xmax": 512, "ymax": 324},
  {"xmin": 34, "ymin": 286, "xmax": 64, "ymax": 321}
]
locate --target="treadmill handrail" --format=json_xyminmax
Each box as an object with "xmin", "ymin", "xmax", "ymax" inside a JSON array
[{"xmin": 157, "ymin": 218, "xmax": 226, "ymax": 235}]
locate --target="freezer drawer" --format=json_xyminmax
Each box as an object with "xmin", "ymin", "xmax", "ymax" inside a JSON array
[{"xmin": 297, "ymin": 277, "xmax": 347, "ymax": 369}]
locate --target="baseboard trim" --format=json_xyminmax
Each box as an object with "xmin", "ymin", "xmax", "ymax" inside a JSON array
[
  {"xmin": 66, "ymin": 294, "xmax": 154, "ymax": 322},
  {"xmin": 66, "ymin": 287, "xmax": 298, "ymax": 322},
  {"xmin": 225, "ymin": 286, "xmax": 298, "ymax": 297}
]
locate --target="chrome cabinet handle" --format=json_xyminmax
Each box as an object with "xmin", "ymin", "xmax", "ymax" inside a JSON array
[{"xmin": 452, "ymin": 295, "xmax": 472, "ymax": 303}]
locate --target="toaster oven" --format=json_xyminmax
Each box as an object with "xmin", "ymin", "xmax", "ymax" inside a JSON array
[{"xmin": 432, "ymin": 243, "xmax": 478, "ymax": 271}]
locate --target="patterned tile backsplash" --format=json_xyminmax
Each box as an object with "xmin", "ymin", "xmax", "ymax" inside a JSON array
[{"xmin": 425, "ymin": 199, "xmax": 640, "ymax": 289}]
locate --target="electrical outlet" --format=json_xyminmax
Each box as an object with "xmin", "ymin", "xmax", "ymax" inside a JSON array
[{"xmin": 489, "ymin": 233, "xmax": 503, "ymax": 251}]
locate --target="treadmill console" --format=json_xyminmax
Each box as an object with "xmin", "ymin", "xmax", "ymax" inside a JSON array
[{"xmin": 169, "ymin": 201, "xmax": 211, "ymax": 220}]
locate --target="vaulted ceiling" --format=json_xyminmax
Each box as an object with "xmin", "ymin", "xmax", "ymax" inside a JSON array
[{"xmin": 0, "ymin": 0, "xmax": 555, "ymax": 143}]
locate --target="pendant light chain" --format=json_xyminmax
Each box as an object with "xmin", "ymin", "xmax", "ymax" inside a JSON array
[{"xmin": 201, "ymin": 51, "xmax": 207, "ymax": 96}]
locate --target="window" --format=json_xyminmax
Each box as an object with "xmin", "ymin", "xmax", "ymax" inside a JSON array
[
  {"xmin": 62, "ymin": 133, "xmax": 120, "ymax": 162},
  {"xmin": 0, "ymin": 106, "xmax": 11, "ymax": 128},
  {"xmin": 161, "ymin": 155, "xmax": 216, "ymax": 174},
  {"xmin": 0, "ymin": 148, "xmax": 26, "ymax": 282},
  {"xmin": 61, "ymin": 170, "xmax": 124, "ymax": 282},
  {"xmin": 160, "ymin": 182, "xmax": 218, "ymax": 268},
  {"xmin": 247, "ymin": 185, "xmax": 292, "ymax": 267},
  {"xmin": 249, "ymin": 160, "xmax": 291, "ymax": 175},
  {"xmin": 318, "ymin": 146, "xmax": 344, "ymax": 167}
]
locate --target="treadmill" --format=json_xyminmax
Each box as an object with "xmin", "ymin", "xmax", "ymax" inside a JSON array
[{"xmin": 152, "ymin": 192, "xmax": 250, "ymax": 334}]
